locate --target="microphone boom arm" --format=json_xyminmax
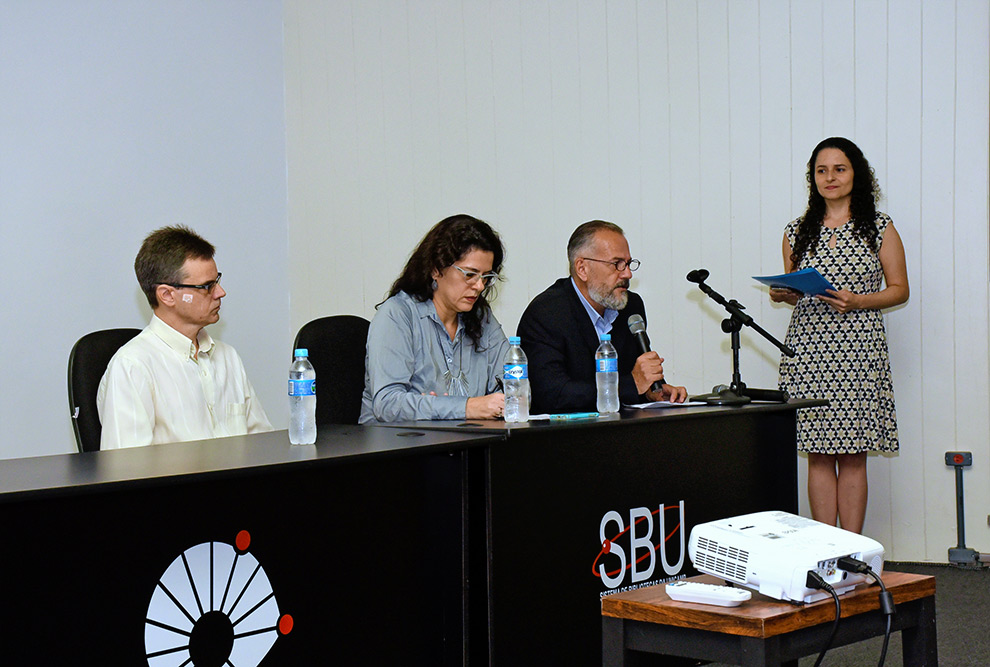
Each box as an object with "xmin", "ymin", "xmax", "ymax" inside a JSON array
[
  {"xmin": 693, "ymin": 280, "xmax": 795, "ymax": 358},
  {"xmin": 687, "ymin": 269, "xmax": 793, "ymax": 405}
]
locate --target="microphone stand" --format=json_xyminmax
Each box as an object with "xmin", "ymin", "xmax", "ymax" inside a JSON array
[{"xmin": 686, "ymin": 269, "xmax": 795, "ymax": 405}]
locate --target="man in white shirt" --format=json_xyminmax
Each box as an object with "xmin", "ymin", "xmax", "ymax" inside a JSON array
[{"xmin": 97, "ymin": 226, "xmax": 272, "ymax": 449}]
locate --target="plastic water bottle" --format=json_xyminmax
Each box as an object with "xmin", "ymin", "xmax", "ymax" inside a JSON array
[
  {"xmin": 596, "ymin": 334, "xmax": 619, "ymax": 414},
  {"xmin": 502, "ymin": 336, "xmax": 530, "ymax": 423},
  {"xmin": 288, "ymin": 348, "xmax": 317, "ymax": 444}
]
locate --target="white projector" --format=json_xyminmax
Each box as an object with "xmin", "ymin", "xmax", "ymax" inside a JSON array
[{"xmin": 687, "ymin": 510, "xmax": 885, "ymax": 603}]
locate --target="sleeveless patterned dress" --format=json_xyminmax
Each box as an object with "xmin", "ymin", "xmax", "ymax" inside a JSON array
[{"xmin": 778, "ymin": 212, "xmax": 899, "ymax": 454}]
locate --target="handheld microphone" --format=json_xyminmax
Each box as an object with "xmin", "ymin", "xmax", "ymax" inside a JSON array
[{"xmin": 627, "ymin": 314, "xmax": 665, "ymax": 394}]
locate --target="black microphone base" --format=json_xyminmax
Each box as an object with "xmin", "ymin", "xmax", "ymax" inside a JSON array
[
  {"xmin": 689, "ymin": 385, "xmax": 790, "ymax": 406},
  {"xmin": 740, "ymin": 387, "xmax": 789, "ymax": 402},
  {"xmin": 689, "ymin": 388, "xmax": 751, "ymax": 406}
]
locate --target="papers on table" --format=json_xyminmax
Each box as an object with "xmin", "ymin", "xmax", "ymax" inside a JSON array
[
  {"xmin": 627, "ymin": 401, "xmax": 709, "ymax": 409},
  {"xmin": 529, "ymin": 402, "xmax": 706, "ymax": 419},
  {"xmin": 752, "ymin": 267, "xmax": 836, "ymax": 296}
]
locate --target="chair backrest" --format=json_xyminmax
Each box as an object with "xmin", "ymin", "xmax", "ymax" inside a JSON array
[
  {"xmin": 293, "ymin": 315, "xmax": 371, "ymax": 426},
  {"xmin": 68, "ymin": 328, "xmax": 141, "ymax": 453}
]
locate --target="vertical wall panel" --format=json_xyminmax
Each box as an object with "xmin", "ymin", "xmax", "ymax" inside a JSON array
[
  {"xmin": 416, "ymin": 3, "xmax": 453, "ymax": 236},
  {"xmin": 821, "ymin": 0, "xmax": 856, "ymax": 135},
  {"xmin": 696, "ymin": 1, "xmax": 732, "ymax": 387},
  {"xmin": 436, "ymin": 0, "xmax": 470, "ymax": 215},
  {"xmin": 728, "ymin": 2, "xmax": 781, "ymax": 392},
  {"xmin": 489, "ymin": 0, "xmax": 523, "ymax": 226},
  {"xmin": 576, "ymin": 0, "xmax": 610, "ymax": 214},
  {"xmin": 547, "ymin": 0, "xmax": 583, "ymax": 241},
  {"xmin": 352, "ymin": 1, "xmax": 392, "ymax": 308},
  {"xmin": 283, "ymin": 0, "xmax": 990, "ymax": 561},
  {"xmin": 488, "ymin": 0, "xmax": 526, "ymax": 326},
  {"xmin": 605, "ymin": 0, "xmax": 643, "ymax": 231},
  {"xmin": 283, "ymin": 0, "xmax": 311, "ymax": 327},
  {"xmin": 953, "ymin": 0, "xmax": 990, "ymax": 554},
  {"xmin": 853, "ymin": 1, "xmax": 888, "ymax": 184},
  {"xmin": 515, "ymin": 1, "xmax": 556, "ymax": 312},
  {"xmin": 407, "ymin": 3, "xmax": 444, "ymax": 228},
  {"xmin": 919, "ymin": 1, "xmax": 961, "ymax": 558},
  {"xmin": 666, "ymin": 2, "xmax": 707, "ymax": 391},
  {"xmin": 377, "ymin": 1, "xmax": 418, "ymax": 301},
  {"xmin": 285, "ymin": 1, "xmax": 329, "ymax": 329},
  {"xmin": 788, "ymin": 1, "xmax": 824, "ymax": 205},
  {"xmin": 635, "ymin": 1, "xmax": 676, "ymax": 368},
  {"xmin": 884, "ymin": 0, "xmax": 926, "ymax": 560},
  {"xmin": 757, "ymin": 1, "xmax": 797, "ymax": 396},
  {"xmin": 460, "ymin": 1, "xmax": 498, "ymax": 222}
]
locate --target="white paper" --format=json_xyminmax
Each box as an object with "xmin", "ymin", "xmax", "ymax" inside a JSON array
[{"xmin": 627, "ymin": 401, "xmax": 709, "ymax": 409}]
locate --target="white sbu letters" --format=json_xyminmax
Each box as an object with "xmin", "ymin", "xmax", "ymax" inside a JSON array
[{"xmin": 597, "ymin": 501, "xmax": 685, "ymax": 589}]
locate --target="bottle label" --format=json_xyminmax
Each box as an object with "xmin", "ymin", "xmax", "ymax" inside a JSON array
[
  {"xmin": 596, "ymin": 358, "xmax": 618, "ymax": 373},
  {"xmin": 503, "ymin": 363, "xmax": 528, "ymax": 380},
  {"xmin": 288, "ymin": 379, "xmax": 316, "ymax": 396}
]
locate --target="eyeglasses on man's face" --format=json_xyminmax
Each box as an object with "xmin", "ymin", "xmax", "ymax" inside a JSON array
[
  {"xmin": 581, "ymin": 257, "xmax": 640, "ymax": 272},
  {"xmin": 451, "ymin": 265, "xmax": 499, "ymax": 288},
  {"xmin": 163, "ymin": 272, "xmax": 223, "ymax": 294}
]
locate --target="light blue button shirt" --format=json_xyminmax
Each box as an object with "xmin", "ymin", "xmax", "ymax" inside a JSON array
[
  {"xmin": 360, "ymin": 291, "xmax": 510, "ymax": 423},
  {"xmin": 571, "ymin": 277, "xmax": 618, "ymax": 338}
]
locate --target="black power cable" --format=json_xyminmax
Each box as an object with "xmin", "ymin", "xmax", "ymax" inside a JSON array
[
  {"xmin": 806, "ymin": 570, "xmax": 841, "ymax": 667},
  {"xmin": 837, "ymin": 556, "xmax": 896, "ymax": 667}
]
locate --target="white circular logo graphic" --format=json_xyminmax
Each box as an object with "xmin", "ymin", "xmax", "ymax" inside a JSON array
[{"xmin": 144, "ymin": 530, "xmax": 291, "ymax": 666}]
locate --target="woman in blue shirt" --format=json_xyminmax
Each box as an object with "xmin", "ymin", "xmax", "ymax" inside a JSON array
[{"xmin": 360, "ymin": 214, "xmax": 510, "ymax": 423}]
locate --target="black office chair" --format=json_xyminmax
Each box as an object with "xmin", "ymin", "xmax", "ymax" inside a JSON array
[
  {"xmin": 68, "ymin": 328, "xmax": 141, "ymax": 453},
  {"xmin": 293, "ymin": 315, "xmax": 371, "ymax": 426}
]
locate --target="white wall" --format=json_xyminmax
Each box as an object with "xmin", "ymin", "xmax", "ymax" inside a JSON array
[
  {"xmin": 0, "ymin": 1, "xmax": 290, "ymax": 458},
  {"xmin": 0, "ymin": 0, "xmax": 985, "ymax": 564},
  {"xmin": 283, "ymin": 0, "xmax": 990, "ymax": 562}
]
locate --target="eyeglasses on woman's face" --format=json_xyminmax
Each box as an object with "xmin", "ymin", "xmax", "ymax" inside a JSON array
[{"xmin": 451, "ymin": 265, "xmax": 499, "ymax": 288}]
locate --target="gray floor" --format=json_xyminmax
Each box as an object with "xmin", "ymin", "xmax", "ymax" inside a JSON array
[{"xmin": 705, "ymin": 562, "xmax": 990, "ymax": 666}]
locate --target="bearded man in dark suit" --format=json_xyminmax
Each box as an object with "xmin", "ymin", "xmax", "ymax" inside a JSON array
[{"xmin": 517, "ymin": 220, "xmax": 687, "ymax": 414}]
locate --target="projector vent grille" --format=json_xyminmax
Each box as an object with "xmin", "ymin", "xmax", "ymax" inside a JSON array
[{"xmin": 695, "ymin": 536, "xmax": 749, "ymax": 582}]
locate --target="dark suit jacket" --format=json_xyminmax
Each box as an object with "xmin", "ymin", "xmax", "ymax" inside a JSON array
[{"xmin": 517, "ymin": 277, "xmax": 650, "ymax": 414}]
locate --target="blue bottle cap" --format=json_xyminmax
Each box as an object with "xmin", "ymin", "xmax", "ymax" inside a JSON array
[
  {"xmin": 509, "ymin": 336, "xmax": 521, "ymax": 345},
  {"xmin": 600, "ymin": 334, "xmax": 611, "ymax": 341},
  {"xmin": 294, "ymin": 348, "xmax": 309, "ymax": 357}
]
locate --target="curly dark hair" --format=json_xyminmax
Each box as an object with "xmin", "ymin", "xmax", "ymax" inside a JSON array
[
  {"xmin": 790, "ymin": 137, "xmax": 882, "ymax": 267},
  {"xmin": 383, "ymin": 214, "xmax": 505, "ymax": 350}
]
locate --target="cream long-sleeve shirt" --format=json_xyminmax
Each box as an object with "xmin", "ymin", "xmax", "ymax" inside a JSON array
[{"xmin": 97, "ymin": 315, "xmax": 272, "ymax": 449}]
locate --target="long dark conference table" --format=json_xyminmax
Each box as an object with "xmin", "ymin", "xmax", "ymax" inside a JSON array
[{"xmin": 0, "ymin": 399, "xmax": 820, "ymax": 665}]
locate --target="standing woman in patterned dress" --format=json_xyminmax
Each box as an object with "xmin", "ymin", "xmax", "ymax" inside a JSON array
[{"xmin": 770, "ymin": 137, "xmax": 909, "ymax": 534}]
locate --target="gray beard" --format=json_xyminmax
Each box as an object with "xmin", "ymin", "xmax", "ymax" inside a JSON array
[{"xmin": 590, "ymin": 284, "xmax": 629, "ymax": 311}]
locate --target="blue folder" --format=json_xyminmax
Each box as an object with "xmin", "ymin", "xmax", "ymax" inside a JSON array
[{"xmin": 753, "ymin": 267, "xmax": 836, "ymax": 296}]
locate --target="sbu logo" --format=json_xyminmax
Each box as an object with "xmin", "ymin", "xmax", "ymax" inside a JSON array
[{"xmin": 593, "ymin": 501, "xmax": 685, "ymax": 589}]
